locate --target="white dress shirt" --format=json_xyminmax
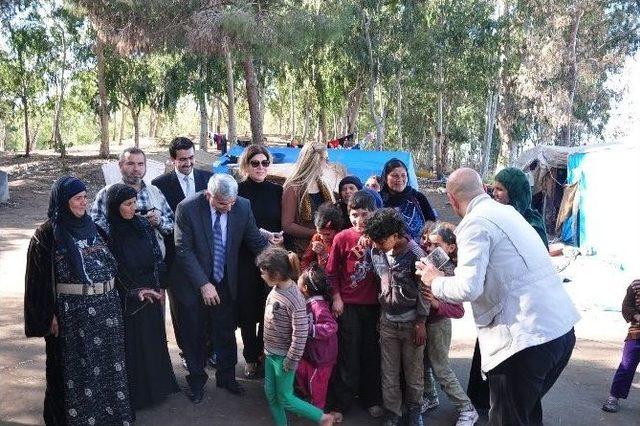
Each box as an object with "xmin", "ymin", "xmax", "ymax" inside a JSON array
[
  {"xmin": 210, "ymin": 206, "xmax": 228, "ymax": 248},
  {"xmin": 176, "ymin": 169, "xmax": 195, "ymax": 198}
]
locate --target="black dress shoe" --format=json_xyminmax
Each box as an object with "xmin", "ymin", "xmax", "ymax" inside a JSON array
[
  {"xmin": 216, "ymin": 380, "xmax": 245, "ymax": 395},
  {"xmin": 188, "ymin": 388, "xmax": 204, "ymax": 404}
]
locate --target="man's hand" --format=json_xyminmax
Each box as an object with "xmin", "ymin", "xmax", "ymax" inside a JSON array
[
  {"xmin": 416, "ymin": 260, "xmax": 444, "ymax": 289},
  {"xmin": 332, "ymin": 293, "xmax": 344, "ymax": 317},
  {"xmin": 50, "ymin": 315, "xmax": 59, "ymax": 337},
  {"xmin": 414, "ymin": 322, "xmax": 426, "ymax": 346},
  {"xmin": 201, "ymin": 283, "xmax": 221, "ymax": 306},
  {"xmin": 634, "ymin": 313, "xmax": 640, "ymax": 323},
  {"xmin": 145, "ymin": 209, "xmax": 161, "ymax": 227},
  {"xmin": 269, "ymin": 231, "xmax": 284, "ymax": 246}
]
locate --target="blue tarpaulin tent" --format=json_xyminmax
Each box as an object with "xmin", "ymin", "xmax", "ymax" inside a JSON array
[
  {"xmin": 563, "ymin": 143, "xmax": 640, "ymax": 271},
  {"xmin": 213, "ymin": 146, "xmax": 420, "ymax": 189}
]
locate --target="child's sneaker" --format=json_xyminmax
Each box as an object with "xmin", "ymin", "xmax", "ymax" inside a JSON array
[
  {"xmin": 420, "ymin": 395, "xmax": 440, "ymax": 413},
  {"xmin": 456, "ymin": 408, "xmax": 480, "ymax": 425},
  {"xmin": 408, "ymin": 404, "xmax": 424, "ymax": 426},
  {"xmin": 602, "ymin": 396, "xmax": 619, "ymax": 413},
  {"xmin": 367, "ymin": 405, "xmax": 385, "ymax": 418}
]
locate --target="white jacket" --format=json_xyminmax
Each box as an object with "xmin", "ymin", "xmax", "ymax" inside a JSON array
[{"xmin": 432, "ymin": 194, "xmax": 580, "ymax": 372}]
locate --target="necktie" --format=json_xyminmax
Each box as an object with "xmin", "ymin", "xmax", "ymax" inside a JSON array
[
  {"xmin": 212, "ymin": 211, "xmax": 225, "ymax": 283},
  {"xmin": 184, "ymin": 175, "xmax": 192, "ymax": 197}
]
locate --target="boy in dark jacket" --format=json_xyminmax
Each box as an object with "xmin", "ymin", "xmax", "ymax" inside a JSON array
[{"xmin": 365, "ymin": 208, "xmax": 429, "ymax": 426}]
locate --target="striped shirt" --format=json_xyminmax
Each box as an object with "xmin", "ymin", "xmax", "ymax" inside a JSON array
[{"xmin": 263, "ymin": 283, "xmax": 309, "ymax": 367}]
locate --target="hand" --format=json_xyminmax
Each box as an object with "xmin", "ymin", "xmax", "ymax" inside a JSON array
[
  {"xmin": 416, "ymin": 260, "xmax": 444, "ymax": 288},
  {"xmin": 158, "ymin": 288, "xmax": 166, "ymax": 306},
  {"xmin": 283, "ymin": 358, "xmax": 295, "ymax": 372},
  {"xmin": 201, "ymin": 283, "xmax": 221, "ymax": 306},
  {"xmin": 357, "ymin": 235, "xmax": 371, "ymax": 248},
  {"xmin": 145, "ymin": 209, "xmax": 161, "ymax": 227},
  {"xmin": 311, "ymin": 241, "xmax": 326, "ymax": 255},
  {"xmin": 634, "ymin": 313, "xmax": 640, "ymax": 323},
  {"xmin": 269, "ymin": 232, "xmax": 284, "ymax": 246},
  {"xmin": 422, "ymin": 286, "xmax": 440, "ymax": 309},
  {"xmin": 50, "ymin": 315, "xmax": 59, "ymax": 337},
  {"xmin": 138, "ymin": 288, "xmax": 162, "ymax": 303},
  {"xmin": 332, "ymin": 294, "xmax": 344, "ymax": 317},
  {"xmin": 414, "ymin": 322, "xmax": 426, "ymax": 346}
]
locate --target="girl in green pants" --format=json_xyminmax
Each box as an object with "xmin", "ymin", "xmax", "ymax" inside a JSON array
[{"xmin": 257, "ymin": 247, "xmax": 334, "ymax": 426}]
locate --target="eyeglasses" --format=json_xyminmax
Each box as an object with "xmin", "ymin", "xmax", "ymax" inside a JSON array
[{"xmin": 249, "ymin": 159, "xmax": 270, "ymax": 168}]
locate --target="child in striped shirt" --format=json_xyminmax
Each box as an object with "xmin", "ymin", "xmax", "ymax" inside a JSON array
[{"xmin": 257, "ymin": 247, "xmax": 334, "ymax": 426}]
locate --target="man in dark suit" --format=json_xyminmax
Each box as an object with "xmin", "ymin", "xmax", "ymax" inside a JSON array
[
  {"xmin": 174, "ymin": 173, "xmax": 270, "ymax": 403},
  {"xmin": 152, "ymin": 137, "xmax": 212, "ymax": 360}
]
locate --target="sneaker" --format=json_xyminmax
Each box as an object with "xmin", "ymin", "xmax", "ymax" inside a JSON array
[
  {"xmin": 368, "ymin": 405, "xmax": 385, "ymax": 418},
  {"xmin": 421, "ymin": 395, "xmax": 440, "ymax": 413},
  {"xmin": 602, "ymin": 396, "xmax": 619, "ymax": 413},
  {"xmin": 382, "ymin": 412, "xmax": 401, "ymax": 426},
  {"xmin": 408, "ymin": 404, "xmax": 424, "ymax": 426},
  {"xmin": 456, "ymin": 408, "xmax": 480, "ymax": 426}
]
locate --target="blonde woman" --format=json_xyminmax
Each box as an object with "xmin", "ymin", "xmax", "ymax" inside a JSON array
[
  {"xmin": 237, "ymin": 144, "xmax": 284, "ymax": 379},
  {"xmin": 282, "ymin": 141, "xmax": 345, "ymax": 256}
]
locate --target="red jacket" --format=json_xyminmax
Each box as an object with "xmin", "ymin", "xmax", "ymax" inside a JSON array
[{"xmin": 326, "ymin": 227, "xmax": 378, "ymax": 305}]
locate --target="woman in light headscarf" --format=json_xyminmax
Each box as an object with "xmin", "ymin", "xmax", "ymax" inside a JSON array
[
  {"xmin": 106, "ymin": 183, "xmax": 178, "ymax": 411},
  {"xmin": 25, "ymin": 176, "xmax": 133, "ymax": 426}
]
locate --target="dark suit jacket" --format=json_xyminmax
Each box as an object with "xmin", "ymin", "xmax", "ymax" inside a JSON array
[
  {"xmin": 152, "ymin": 168, "xmax": 212, "ymax": 212},
  {"xmin": 152, "ymin": 168, "xmax": 212, "ymax": 272},
  {"xmin": 174, "ymin": 193, "xmax": 268, "ymax": 306}
]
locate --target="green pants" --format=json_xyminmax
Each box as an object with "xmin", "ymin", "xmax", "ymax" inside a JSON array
[{"xmin": 264, "ymin": 354, "xmax": 323, "ymax": 425}]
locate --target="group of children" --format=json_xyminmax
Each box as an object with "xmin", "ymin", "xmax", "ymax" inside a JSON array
[{"xmin": 257, "ymin": 180, "xmax": 479, "ymax": 426}]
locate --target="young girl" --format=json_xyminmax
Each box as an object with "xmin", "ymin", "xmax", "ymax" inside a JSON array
[
  {"xmin": 295, "ymin": 264, "xmax": 339, "ymax": 410},
  {"xmin": 419, "ymin": 223, "xmax": 479, "ymax": 425},
  {"xmin": 301, "ymin": 203, "xmax": 343, "ymax": 271},
  {"xmin": 257, "ymin": 247, "xmax": 334, "ymax": 426},
  {"xmin": 602, "ymin": 279, "xmax": 640, "ymax": 413}
]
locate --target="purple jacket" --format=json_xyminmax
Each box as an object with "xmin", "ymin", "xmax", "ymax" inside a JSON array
[{"xmin": 302, "ymin": 297, "xmax": 338, "ymax": 367}]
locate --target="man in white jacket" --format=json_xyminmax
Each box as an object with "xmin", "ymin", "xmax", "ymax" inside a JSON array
[{"xmin": 417, "ymin": 168, "xmax": 580, "ymax": 425}]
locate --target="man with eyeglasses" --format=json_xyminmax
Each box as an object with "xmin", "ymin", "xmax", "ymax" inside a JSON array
[{"xmin": 152, "ymin": 137, "xmax": 213, "ymax": 370}]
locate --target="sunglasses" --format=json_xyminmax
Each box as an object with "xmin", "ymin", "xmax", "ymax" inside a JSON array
[{"xmin": 250, "ymin": 159, "xmax": 270, "ymax": 168}]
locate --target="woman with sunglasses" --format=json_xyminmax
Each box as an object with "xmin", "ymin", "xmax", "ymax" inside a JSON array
[{"xmin": 237, "ymin": 144, "xmax": 285, "ymax": 379}]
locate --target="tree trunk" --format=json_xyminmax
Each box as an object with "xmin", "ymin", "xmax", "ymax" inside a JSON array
[
  {"xmin": 0, "ymin": 120, "xmax": 6, "ymax": 151},
  {"xmin": 112, "ymin": 111, "xmax": 117, "ymax": 142},
  {"xmin": 215, "ymin": 96, "xmax": 222, "ymax": 134},
  {"xmin": 52, "ymin": 26, "xmax": 67, "ymax": 157},
  {"xmin": 396, "ymin": 70, "xmax": 403, "ymax": 150},
  {"xmin": 363, "ymin": 13, "xmax": 384, "ymax": 149},
  {"xmin": 333, "ymin": 113, "xmax": 338, "ymax": 139},
  {"xmin": 558, "ymin": 7, "xmax": 584, "ymax": 146},
  {"xmin": 224, "ymin": 42, "xmax": 237, "ymax": 147},
  {"xmin": 480, "ymin": 88, "xmax": 498, "ymax": 179},
  {"xmin": 131, "ymin": 109, "xmax": 140, "ymax": 148},
  {"xmin": 96, "ymin": 36, "xmax": 110, "ymax": 158},
  {"xmin": 148, "ymin": 109, "xmax": 157, "ymax": 138},
  {"xmin": 119, "ymin": 109, "xmax": 125, "ymax": 146},
  {"xmin": 435, "ymin": 59, "xmax": 445, "ymax": 178},
  {"xmin": 289, "ymin": 82, "xmax": 295, "ymax": 138},
  {"xmin": 242, "ymin": 55, "xmax": 263, "ymax": 144},
  {"xmin": 198, "ymin": 93, "xmax": 209, "ymax": 151},
  {"xmin": 21, "ymin": 93, "xmax": 31, "ymax": 156},
  {"xmin": 345, "ymin": 83, "xmax": 363, "ymax": 135},
  {"xmin": 301, "ymin": 99, "xmax": 310, "ymax": 144},
  {"xmin": 208, "ymin": 94, "xmax": 215, "ymax": 135}
]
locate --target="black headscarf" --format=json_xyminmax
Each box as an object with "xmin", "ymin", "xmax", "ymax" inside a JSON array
[
  {"xmin": 106, "ymin": 184, "xmax": 162, "ymax": 291},
  {"xmin": 48, "ymin": 176, "xmax": 96, "ymax": 284}
]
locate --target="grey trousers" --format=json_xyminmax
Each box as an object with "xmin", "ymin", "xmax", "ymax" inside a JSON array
[
  {"xmin": 380, "ymin": 316, "xmax": 424, "ymax": 416},
  {"xmin": 424, "ymin": 318, "xmax": 474, "ymax": 412}
]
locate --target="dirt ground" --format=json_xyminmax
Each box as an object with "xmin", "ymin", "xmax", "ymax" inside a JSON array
[{"xmin": 1, "ymin": 146, "xmax": 638, "ymax": 425}]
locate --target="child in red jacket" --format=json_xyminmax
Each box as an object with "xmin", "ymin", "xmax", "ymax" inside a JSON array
[
  {"xmin": 300, "ymin": 203, "xmax": 343, "ymax": 271},
  {"xmin": 295, "ymin": 263, "xmax": 338, "ymax": 410}
]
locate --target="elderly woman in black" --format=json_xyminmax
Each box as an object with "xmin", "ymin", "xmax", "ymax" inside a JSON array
[
  {"xmin": 380, "ymin": 158, "xmax": 437, "ymax": 241},
  {"xmin": 24, "ymin": 176, "xmax": 133, "ymax": 426},
  {"xmin": 105, "ymin": 184, "xmax": 178, "ymax": 410}
]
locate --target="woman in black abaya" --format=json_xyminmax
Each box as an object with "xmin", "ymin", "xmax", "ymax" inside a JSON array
[{"xmin": 106, "ymin": 183, "xmax": 178, "ymax": 410}]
